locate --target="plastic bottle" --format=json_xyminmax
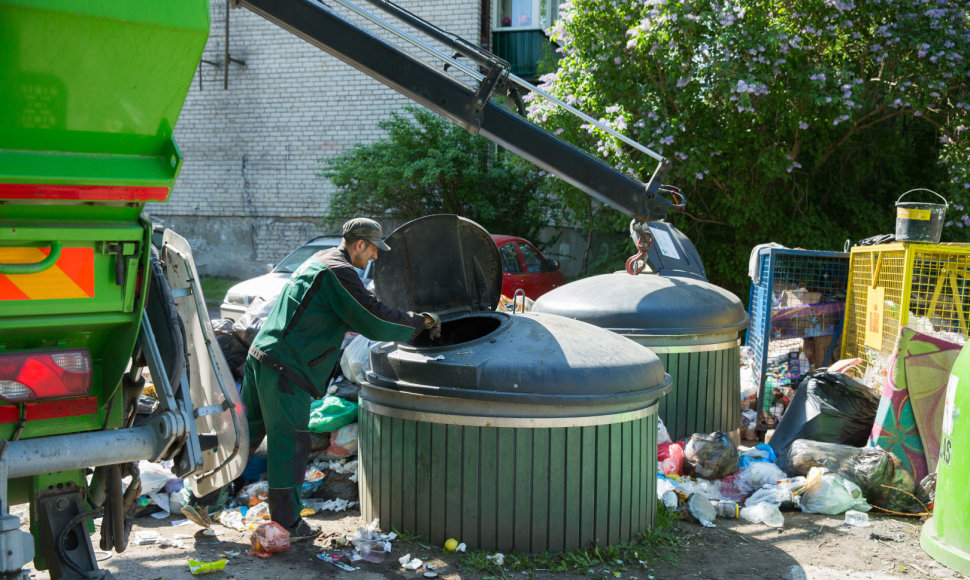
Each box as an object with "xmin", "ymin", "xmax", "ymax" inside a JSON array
[{"xmin": 715, "ymin": 500, "xmax": 740, "ymax": 519}]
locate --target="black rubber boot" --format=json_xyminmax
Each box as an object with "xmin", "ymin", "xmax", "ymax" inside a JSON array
[{"xmin": 268, "ymin": 487, "xmax": 320, "ymax": 542}]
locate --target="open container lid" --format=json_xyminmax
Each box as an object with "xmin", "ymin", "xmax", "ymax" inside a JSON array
[{"xmin": 374, "ymin": 214, "xmax": 502, "ymax": 316}]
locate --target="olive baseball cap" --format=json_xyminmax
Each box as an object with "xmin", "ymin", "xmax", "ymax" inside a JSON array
[{"xmin": 342, "ymin": 217, "xmax": 391, "ymax": 251}]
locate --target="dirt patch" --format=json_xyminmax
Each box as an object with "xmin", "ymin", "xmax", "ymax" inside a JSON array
[{"xmin": 18, "ymin": 504, "xmax": 967, "ymax": 580}]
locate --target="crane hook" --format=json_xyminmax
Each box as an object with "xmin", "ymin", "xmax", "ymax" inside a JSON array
[{"xmin": 625, "ymin": 220, "xmax": 654, "ymax": 275}]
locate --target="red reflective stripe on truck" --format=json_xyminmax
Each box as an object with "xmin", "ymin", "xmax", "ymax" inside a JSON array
[
  {"xmin": 0, "ymin": 406, "xmax": 18, "ymax": 424},
  {"xmin": 0, "ymin": 398, "xmax": 98, "ymax": 423},
  {"xmin": 0, "ymin": 183, "xmax": 169, "ymax": 202},
  {"xmin": 24, "ymin": 397, "xmax": 98, "ymax": 421}
]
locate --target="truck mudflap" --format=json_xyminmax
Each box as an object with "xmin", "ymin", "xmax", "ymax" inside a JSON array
[{"xmin": 158, "ymin": 230, "xmax": 249, "ymax": 497}]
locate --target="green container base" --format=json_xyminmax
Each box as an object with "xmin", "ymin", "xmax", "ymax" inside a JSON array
[{"xmin": 922, "ymin": 516, "xmax": 970, "ymax": 576}]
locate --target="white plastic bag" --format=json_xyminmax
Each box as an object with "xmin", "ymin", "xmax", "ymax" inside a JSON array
[
  {"xmin": 735, "ymin": 462, "xmax": 788, "ymax": 496},
  {"xmin": 740, "ymin": 502, "xmax": 784, "ymax": 527},
  {"xmin": 800, "ymin": 467, "xmax": 871, "ymax": 515},
  {"xmin": 239, "ymin": 481, "xmax": 269, "ymax": 504},
  {"xmin": 138, "ymin": 460, "xmax": 177, "ymax": 495},
  {"xmin": 744, "ymin": 485, "xmax": 792, "ymax": 507},
  {"xmin": 340, "ymin": 334, "xmax": 374, "ymax": 385},
  {"xmin": 657, "ymin": 418, "xmax": 672, "ymax": 445},
  {"xmin": 656, "ymin": 476, "xmax": 676, "ymax": 500},
  {"xmin": 675, "ymin": 478, "xmax": 722, "ymax": 501}
]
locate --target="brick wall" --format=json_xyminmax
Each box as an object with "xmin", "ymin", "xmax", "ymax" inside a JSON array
[{"xmin": 152, "ymin": 0, "xmax": 481, "ymax": 278}]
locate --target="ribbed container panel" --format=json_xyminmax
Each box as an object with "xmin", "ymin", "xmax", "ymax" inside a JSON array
[
  {"xmin": 649, "ymin": 346, "xmax": 741, "ymax": 441},
  {"xmin": 358, "ymin": 407, "xmax": 659, "ymax": 553}
]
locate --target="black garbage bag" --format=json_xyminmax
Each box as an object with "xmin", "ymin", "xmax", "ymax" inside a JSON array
[
  {"xmin": 328, "ymin": 377, "xmax": 361, "ymax": 401},
  {"xmin": 768, "ymin": 370, "xmax": 879, "ymax": 457},
  {"xmin": 916, "ymin": 472, "xmax": 937, "ymax": 509},
  {"xmin": 777, "ymin": 439, "xmax": 920, "ymax": 512},
  {"xmin": 232, "ymin": 296, "xmax": 276, "ymax": 347},
  {"xmin": 683, "ymin": 432, "xmax": 738, "ymax": 480},
  {"xmin": 212, "ymin": 318, "xmax": 248, "ymax": 382}
]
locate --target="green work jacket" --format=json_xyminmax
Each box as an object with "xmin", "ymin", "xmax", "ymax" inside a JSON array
[{"xmin": 250, "ymin": 246, "xmax": 423, "ymax": 396}]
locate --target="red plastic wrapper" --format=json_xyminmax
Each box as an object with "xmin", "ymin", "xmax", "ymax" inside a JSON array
[
  {"xmin": 717, "ymin": 470, "xmax": 747, "ymax": 502},
  {"xmin": 248, "ymin": 522, "xmax": 291, "ymax": 558},
  {"xmin": 658, "ymin": 442, "xmax": 685, "ymax": 476}
]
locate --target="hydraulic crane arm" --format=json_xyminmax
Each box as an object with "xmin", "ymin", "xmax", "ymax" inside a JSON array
[{"xmin": 233, "ymin": 0, "xmax": 674, "ymax": 223}]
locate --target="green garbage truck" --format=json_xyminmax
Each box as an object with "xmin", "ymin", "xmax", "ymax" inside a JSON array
[
  {"xmin": 1, "ymin": 0, "xmax": 690, "ymax": 577},
  {"xmin": 0, "ymin": 3, "xmax": 248, "ymax": 578}
]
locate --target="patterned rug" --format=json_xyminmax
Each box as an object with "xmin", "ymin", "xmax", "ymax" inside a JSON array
[{"xmin": 869, "ymin": 326, "xmax": 961, "ymax": 481}]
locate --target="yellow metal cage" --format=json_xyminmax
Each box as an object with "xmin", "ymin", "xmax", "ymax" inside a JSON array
[{"xmin": 842, "ymin": 242, "xmax": 970, "ymax": 376}]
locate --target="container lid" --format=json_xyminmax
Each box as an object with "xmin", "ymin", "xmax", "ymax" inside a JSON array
[
  {"xmin": 533, "ymin": 271, "xmax": 748, "ymax": 336},
  {"xmin": 364, "ymin": 311, "xmax": 671, "ymax": 416},
  {"xmin": 374, "ymin": 214, "xmax": 502, "ymax": 315}
]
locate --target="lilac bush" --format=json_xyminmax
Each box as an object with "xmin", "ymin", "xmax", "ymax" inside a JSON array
[{"xmin": 529, "ymin": 0, "xmax": 970, "ymax": 287}]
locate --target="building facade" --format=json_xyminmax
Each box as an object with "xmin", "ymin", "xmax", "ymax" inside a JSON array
[
  {"xmin": 155, "ymin": 0, "xmax": 570, "ymax": 279},
  {"xmin": 155, "ymin": 0, "xmax": 480, "ymax": 278}
]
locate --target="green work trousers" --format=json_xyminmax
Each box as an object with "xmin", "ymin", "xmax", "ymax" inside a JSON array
[{"xmin": 241, "ymin": 357, "xmax": 313, "ymax": 524}]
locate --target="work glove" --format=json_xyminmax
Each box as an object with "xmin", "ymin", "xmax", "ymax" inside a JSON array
[{"xmin": 422, "ymin": 312, "xmax": 442, "ymax": 341}]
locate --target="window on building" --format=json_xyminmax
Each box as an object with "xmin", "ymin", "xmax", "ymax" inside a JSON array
[{"xmin": 495, "ymin": 0, "xmax": 564, "ymax": 30}]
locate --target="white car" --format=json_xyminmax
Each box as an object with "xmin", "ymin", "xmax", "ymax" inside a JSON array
[{"xmin": 220, "ymin": 235, "xmax": 366, "ymax": 321}]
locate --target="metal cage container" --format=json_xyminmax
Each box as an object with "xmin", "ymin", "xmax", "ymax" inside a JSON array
[
  {"xmin": 358, "ymin": 215, "xmax": 671, "ymax": 553},
  {"xmin": 842, "ymin": 242, "xmax": 970, "ymax": 376},
  {"xmin": 746, "ymin": 248, "xmax": 849, "ymax": 429}
]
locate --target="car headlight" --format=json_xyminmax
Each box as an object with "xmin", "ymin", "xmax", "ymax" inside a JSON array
[{"xmin": 225, "ymin": 292, "xmax": 251, "ymax": 307}]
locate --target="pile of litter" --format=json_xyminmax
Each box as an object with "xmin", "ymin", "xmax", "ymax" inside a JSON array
[{"xmin": 659, "ymin": 368, "xmax": 935, "ymax": 530}]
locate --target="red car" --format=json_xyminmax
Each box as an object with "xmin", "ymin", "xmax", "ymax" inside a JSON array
[{"xmin": 491, "ymin": 234, "xmax": 566, "ymax": 300}]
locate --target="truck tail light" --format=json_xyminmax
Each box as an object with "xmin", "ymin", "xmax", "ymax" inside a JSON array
[{"xmin": 0, "ymin": 349, "xmax": 92, "ymax": 402}]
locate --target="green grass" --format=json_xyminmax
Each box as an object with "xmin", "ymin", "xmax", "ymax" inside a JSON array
[
  {"xmin": 199, "ymin": 276, "xmax": 239, "ymax": 306},
  {"xmin": 458, "ymin": 502, "xmax": 683, "ymax": 576}
]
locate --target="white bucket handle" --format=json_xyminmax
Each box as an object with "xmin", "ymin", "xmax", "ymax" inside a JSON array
[{"xmin": 897, "ymin": 188, "xmax": 949, "ymax": 209}]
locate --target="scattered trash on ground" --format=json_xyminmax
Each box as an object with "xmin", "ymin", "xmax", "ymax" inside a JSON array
[
  {"xmin": 399, "ymin": 553, "xmax": 424, "ymax": 569},
  {"xmin": 248, "ymin": 522, "xmax": 290, "ymax": 558},
  {"xmin": 187, "ymin": 558, "xmax": 227, "ymax": 575}
]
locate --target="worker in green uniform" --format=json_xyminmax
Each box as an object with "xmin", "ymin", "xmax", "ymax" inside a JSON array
[{"xmin": 185, "ymin": 218, "xmax": 440, "ymax": 541}]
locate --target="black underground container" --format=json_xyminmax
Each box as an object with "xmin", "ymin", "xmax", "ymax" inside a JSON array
[{"xmin": 358, "ymin": 214, "xmax": 671, "ymax": 553}]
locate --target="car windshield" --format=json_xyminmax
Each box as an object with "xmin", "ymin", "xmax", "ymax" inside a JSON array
[{"xmin": 274, "ymin": 245, "xmax": 328, "ymax": 273}]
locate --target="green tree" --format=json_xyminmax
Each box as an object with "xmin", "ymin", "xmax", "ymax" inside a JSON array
[
  {"xmin": 321, "ymin": 106, "xmax": 560, "ymax": 246},
  {"xmin": 528, "ymin": 0, "xmax": 970, "ymax": 295}
]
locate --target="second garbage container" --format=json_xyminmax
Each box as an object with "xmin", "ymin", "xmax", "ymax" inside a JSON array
[
  {"xmin": 533, "ymin": 233, "xmax": 748, "ymax": 443},
  {"xmin": 358, "ymin": 215, "xmax": 671, "ymax": 553}
]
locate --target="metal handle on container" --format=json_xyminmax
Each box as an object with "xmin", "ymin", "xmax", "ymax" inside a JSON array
[
  {"xmin": 511, "ymin": 288, "xmax": 526, "ymax": 315},
  {"xmin": 896, "ymin": 188, "xmax": 949, "ymax": 208},
  {"xmin": 0, "ymin": 241, "xmax": 62, "ymax": 275}
]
